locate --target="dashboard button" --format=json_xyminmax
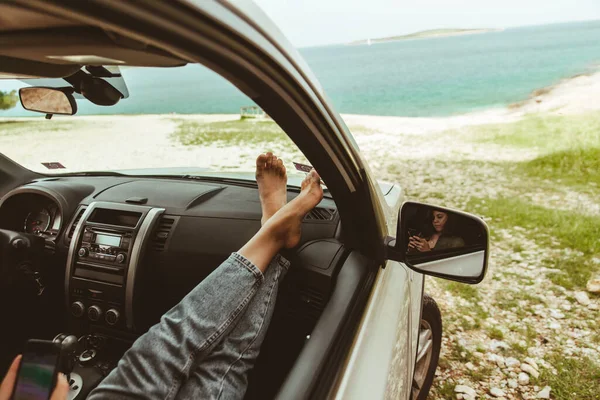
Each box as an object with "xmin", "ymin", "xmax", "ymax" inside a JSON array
[
  {"xmin": 87, "ymin": 305, "xmax": 102, "ymax": 322},
  {"xmin": 105, "ymin": 309, "xmax": 120, "ymax": 326},
  {"xmin": 70, "ymin": 301, "xmax": 85, "ymax": 318},
  {"xmin": 78, "ymin": 248, "xmax": 88, "ymax": 257},
  {"xmin": 116, "ymin": 253, "xmax": 126, "ymax": 264}
]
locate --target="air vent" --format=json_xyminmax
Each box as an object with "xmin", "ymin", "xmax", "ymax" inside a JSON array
[
  {"xmin": 150, "ymin": 216, "xmax": 176, "ymax": 252},
  {"xmin": 67, "ymin": 206, "xmax": 87, "ymax": 241},
  {"xmin": 287, "ymin": 285, "xmax": 327, "ymax": 322},
  {"xmin": 44, "ymin": 239, "xmax": 56, "ymax": 254},
  {"xmin": 304, "ymin": 207, "xmax": 337, "ymax": 221}
]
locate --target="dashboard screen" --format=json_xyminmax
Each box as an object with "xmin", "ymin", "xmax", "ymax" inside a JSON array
[{"xmin": 95, "ymin": 233, "xmax": 121, "ymax": 247}]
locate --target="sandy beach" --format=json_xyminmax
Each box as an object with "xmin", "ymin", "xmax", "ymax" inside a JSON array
[{"xmin": 2, "ymin": 70, "xmax": 600, "ymax": 173}]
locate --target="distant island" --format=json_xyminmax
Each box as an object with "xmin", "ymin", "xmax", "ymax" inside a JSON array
[{"xmin": 348, "ymin": 28, "xmax": 502, "ymax": 45}]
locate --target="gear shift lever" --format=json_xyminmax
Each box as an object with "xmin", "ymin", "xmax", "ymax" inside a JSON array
[{"xmin": 53, "ymin": 334, "xmax": 79, "ymax": 380}]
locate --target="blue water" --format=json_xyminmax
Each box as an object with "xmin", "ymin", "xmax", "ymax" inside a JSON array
[{"xmin": 2, "ymin": 20, "xmax": 600, "ymax": 117}]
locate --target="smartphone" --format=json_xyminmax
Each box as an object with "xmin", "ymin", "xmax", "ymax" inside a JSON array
[
  {"xmin": 11, "ymin": 340, "xmax": 61, "ymax": 400},
  {"xmin": 407, "ymin": 228, "xmax": 420, "ymax": 238}
]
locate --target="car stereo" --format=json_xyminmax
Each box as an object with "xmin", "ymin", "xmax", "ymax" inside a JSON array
[
  {"xmin": 78, "ymin": 227, "xmax": 133, "ymax": 266},
  {"xmin": 65, "ymin": 202, "xmax": 165, "ymax": 332}
]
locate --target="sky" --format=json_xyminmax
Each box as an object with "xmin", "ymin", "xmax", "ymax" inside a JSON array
[{"xmin": 253, "ymin": 0, "xmax": 600, "ymax": 48}]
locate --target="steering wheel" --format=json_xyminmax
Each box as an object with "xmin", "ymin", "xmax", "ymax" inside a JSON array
[{"xmin": 0, "ymin": 229, "xmax": 46, "ymax": 293}]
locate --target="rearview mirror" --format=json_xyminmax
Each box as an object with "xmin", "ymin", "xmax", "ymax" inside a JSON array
[
  {"xmin": 19, "ymin": 87, "xmax": 77, "ymax": 115},
  {"xmin": 387, "ymin": 201, "xmax": 489, "ymax": 284}
]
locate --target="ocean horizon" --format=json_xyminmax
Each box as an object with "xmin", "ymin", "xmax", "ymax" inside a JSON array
[{"xmin": 1, "ymin": 19, "xmax": 600, "ymax": 118}]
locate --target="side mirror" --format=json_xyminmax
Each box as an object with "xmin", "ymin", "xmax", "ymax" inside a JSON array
[
  {"xmin": 386, "ymin": 201, "xmax": 489, "ymax": 284},
  {"xmin": 19, "ymin": 87, "xmax": 77, "ymax": 116}
]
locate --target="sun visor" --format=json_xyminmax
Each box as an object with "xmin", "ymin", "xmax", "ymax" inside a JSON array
[
  {"xmin": 0, "ymin": 55, "xmax": 81, "ymax": 79},
  {"xmin": 0, "ymin": 27, "xmax": 187, "ymax": 69}
]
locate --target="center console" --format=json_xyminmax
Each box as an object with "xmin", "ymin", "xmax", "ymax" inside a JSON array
[{"xmin": 66, "ymin": 201, "xmax": 164, "ymax": 332}]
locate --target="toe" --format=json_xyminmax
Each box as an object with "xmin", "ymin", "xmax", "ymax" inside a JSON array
[
  {"xmin": 256, "ymin": 154, "xmax": 268, "ymax": 172},
  {"xmin": 276, "ymin": 158, "xmax": 284, "ymax": 174},
  {"xmin": 266, "ymin": 152, "xmax": 273, "ymax": 168},
  {"xmin": 308, "ymin": 169, "xmax": 321, "ymax": 183}
]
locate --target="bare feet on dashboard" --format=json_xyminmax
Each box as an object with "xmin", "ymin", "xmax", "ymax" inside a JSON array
[
  {"xmin": 256, "ymin": 152, "xmax": 288, "ymax": 225},
  {"xmin": 264, "ymin": 169, "xmax": 323, "ymax": 249}
]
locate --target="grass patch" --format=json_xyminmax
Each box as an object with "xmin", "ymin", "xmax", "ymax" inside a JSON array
[
  {"xmin": 466, "ymin": 364, "xmax": 494, "ymax": 382},
  {"xmin": 463, "ymin": 111, "xmax": 600, "ymax": 189},
  {"xmin": 545, "ymin": 256, "xmax": 596, "ymax": 290},
  {"xmin": 487, "ymin": 326, "xmax": 504, "ymax": 340},
  {"xmin": 445, "ymin": 281, "xmax": 480, "ymax": 301},
  {"xmin": 0, "ymin": 119, "xmax": 82, "ymax": 135},
  {"xmin": 432, "ymin": 380, "xmax": 456, "ymax": 398},
  {"xmin": 471, "ymin": 111, "xmax": 600, "ymax": 151},
  {"xmin": 510, "ymin": 341, "xmax": 529, "ymax": 357},
  {"xmin": 172, "ymin": 118, "xmax": 293, "ymax": 149},
  {"xmin": 469, "ymin": 196, "xmax": 600, "ymax": 289},
  {"xmin": 448, "ymin": 343, "xmax": 473, "ymax": 363},
  {"xmin": 521, "ymin": 147, "xmax": 600, "ymax": 186},
  {"xmin": 539, "ymin": 353, "xmax": 600, "ymax": 400}
]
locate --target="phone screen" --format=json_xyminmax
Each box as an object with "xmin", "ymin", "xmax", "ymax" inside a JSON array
[{"xmin": 12, "ymin": 341, "xmax": 59, "ymax": 400}]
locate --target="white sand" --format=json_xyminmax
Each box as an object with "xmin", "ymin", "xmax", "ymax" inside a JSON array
[{"xmin": 1, "ymin": 70, "xmax": 599, "ymax": 173}]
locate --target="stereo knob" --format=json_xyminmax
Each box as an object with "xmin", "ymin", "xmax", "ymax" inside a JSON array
[
  {"xmin": 116, "ymin": 253, "xmax": 126, "ymax": 264},
  {"xmin": 70, "ymin": 301, "xmax": 85, "ymax": 318},
  {"xmin": 78, "ymin": 247, "xmax": 89, "ymax": 257},
  {"xmin": 87, "ymin": 305, "xmax": 103, "ymax": 322},
  {"xmin": 105, "ymin": 309, "xmax": 120, "ymax": 326}
]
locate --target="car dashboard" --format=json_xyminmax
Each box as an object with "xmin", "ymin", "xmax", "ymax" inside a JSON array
[{"xmin": 0, "ymin": 175, "xmax": 344, "ymax": 397}]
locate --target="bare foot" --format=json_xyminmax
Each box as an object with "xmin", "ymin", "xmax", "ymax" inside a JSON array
[
  {"xmin": 263, "ymin": 169, "xmax": 323, "ymax": 249},
  {"xmin": 256, "ymin": 152, "xmax": 287, "ymax": 225}
]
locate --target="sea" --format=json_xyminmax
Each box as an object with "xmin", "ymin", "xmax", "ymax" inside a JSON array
[{"xmin": 2, "ymin": 20, "xmax": 600, "ymax": 118}]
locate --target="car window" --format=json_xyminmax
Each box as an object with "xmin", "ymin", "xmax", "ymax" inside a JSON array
[{"xmin": 0, "ymin": 65, "xmax": 310, "ymax": 178}]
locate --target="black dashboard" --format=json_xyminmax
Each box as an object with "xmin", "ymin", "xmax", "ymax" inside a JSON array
[{"xmin": 0, "ymin": 175, "xmax": 341, "ymax": 338}]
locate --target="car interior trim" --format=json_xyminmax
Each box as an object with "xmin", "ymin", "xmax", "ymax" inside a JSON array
[
  {"xmin": 65, "ymin": 203, "xmax": 97, "ymax": 309},
  {"xmin": 125, "ymin": 207, "xmax": 165, "ymax": 330},
  {"xmin": 276, "ymin": 251, "xmax": 371, "ymax": 399},
  {"xmin": 0, "ymin": 186, "xmax": 65, "ymax": 216}
]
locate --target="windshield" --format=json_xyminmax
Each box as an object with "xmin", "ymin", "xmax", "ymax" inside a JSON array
[{"xmin": 0, "ymin": 65, "xmax": 310, "ymax": 179}]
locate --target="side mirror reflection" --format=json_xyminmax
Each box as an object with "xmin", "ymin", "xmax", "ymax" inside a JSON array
[{"xmin": 396, "ymin": 201, "xmax": 489, "ymax": 284}]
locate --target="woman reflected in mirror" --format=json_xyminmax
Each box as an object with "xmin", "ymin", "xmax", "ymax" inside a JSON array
[{"xmin": 408, "ymin": 209, "xmax": 465, "ymax": 252}]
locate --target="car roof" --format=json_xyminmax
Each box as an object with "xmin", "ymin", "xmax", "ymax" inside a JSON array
[{"xmin": 0, "ymin": 2, "xmax": 187, "ymax": 79}]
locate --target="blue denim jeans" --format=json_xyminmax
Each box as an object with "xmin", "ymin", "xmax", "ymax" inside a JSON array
[{"xmin": 88, "ymin": 252, "xmax": 289, "ymax": 399}]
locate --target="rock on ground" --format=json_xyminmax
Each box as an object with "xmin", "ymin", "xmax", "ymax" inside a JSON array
[
  {"xmin": 537, "ymin": 386, "xmax": 551, "ymax": 399},
  {"xmin": 587, "ymin": 277, "xmax": 600, "ymax": 293},
  {"xmin": 455, "ymin": 385, "xmax": 477, "ymax": 397}
]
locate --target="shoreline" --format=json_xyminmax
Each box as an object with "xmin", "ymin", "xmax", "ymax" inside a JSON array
[{"xmin": 1, "ymin": 69, "xmax": 599, "ymax": 131}]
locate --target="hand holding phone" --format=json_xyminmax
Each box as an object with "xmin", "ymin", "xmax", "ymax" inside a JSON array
[{"xmin": 0, "ymin": 340, "xmax": 69, "ymax": 400}]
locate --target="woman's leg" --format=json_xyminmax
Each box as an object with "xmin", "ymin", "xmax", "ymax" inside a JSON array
[
  {"xmin": 88, "ymin": 252, "xmax": 269, "ymax": 400},
  {"xmin": 174, "ymin": 153, "xmax": 293, "ymax": 399},
  {"xmin": 174, "ymin": 254, "xmax": 289, "ymax": 399},
  {"xmin": 89, "ymin": 154, "xmax": 323, "ymax": 400}
]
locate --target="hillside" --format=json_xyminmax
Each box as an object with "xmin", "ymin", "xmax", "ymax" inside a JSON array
[{"xmin": 349, "ymin": 28, "xmax": 500, "ymax": 45}]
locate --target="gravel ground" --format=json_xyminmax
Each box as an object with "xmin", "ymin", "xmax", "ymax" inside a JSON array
[{"xmin": 350, "ymin": 118, "xmax": 600, "ymax": 399}]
